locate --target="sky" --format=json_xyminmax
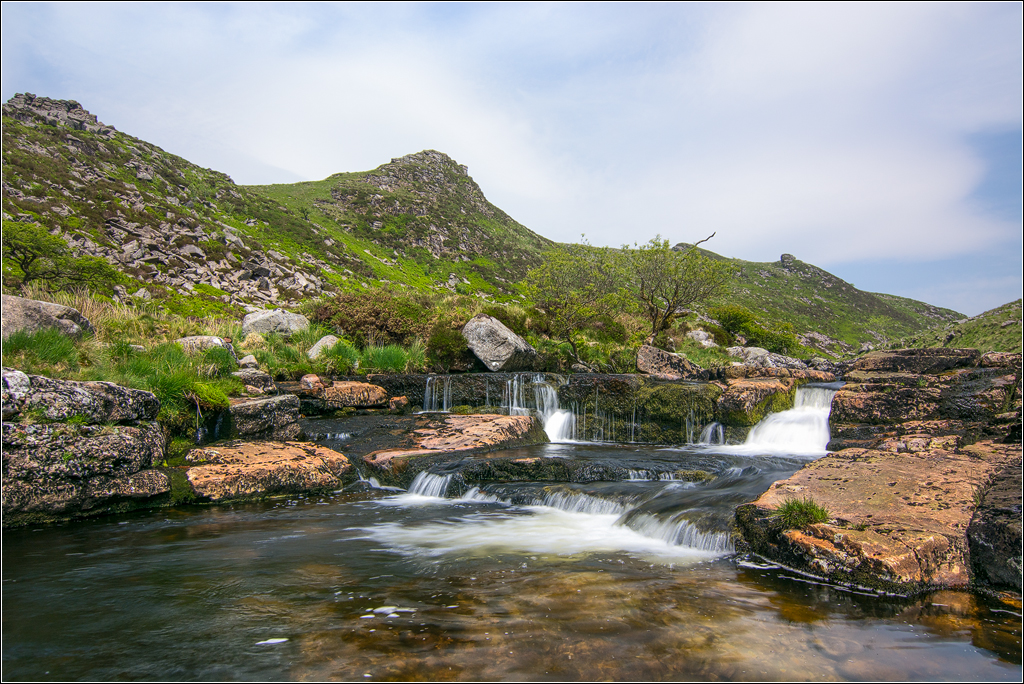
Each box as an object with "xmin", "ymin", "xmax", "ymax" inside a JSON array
[{"xmin": 2, "ymin": 2, "xmax": 1021, "ymax": 316}]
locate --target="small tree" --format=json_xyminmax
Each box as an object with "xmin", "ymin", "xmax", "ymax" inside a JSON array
[
  {"xmin": 618, "ymin": 233, "xmax": 730, "ymax": 340},
  {"xmin": 2, "ymin": 221, "xmax": 122, "ymax": 292},
  {"xmin": 523, "ymin": 240, "xmax": 621, "ymax": 361}
]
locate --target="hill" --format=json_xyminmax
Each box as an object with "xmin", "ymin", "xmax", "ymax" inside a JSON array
[
  {"xmin": 892, "ymin": 299, "xmax": 1022, "ymax": 354},
  {"xmin": 2, "ymin": 93, "xmax": 966, "ymax": 355}
]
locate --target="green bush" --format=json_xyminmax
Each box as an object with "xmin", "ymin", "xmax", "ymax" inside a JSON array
[
  {"xmin": 774, "ymin": 497, "xmax": 830, "ymax": 529},
  {"xmin": 427, "ymin": 323, "xmax": 470, "ymax": 371}
]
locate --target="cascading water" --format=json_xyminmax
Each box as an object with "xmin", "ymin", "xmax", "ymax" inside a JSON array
[
  {"xmin": 422, "ymin": 375, "xmax": 453, "ymax": 412},
  {"xmin": 501, "ymin": 374, "xmax": 576, "ymax": 442},
  {"xmin": 719, "ymin": 385, "xmax": 838, "ymax": 456},
  {"xmin": 698, "ymin": 422, "xmax": 725, "ymax": 445}
]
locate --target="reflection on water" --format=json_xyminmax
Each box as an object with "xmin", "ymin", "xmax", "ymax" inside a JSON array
[{"xmin": 2, "ymin": 442, "xmax": 1021, "ymax": 682}]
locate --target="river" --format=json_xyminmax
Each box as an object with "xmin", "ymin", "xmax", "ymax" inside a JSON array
[{"xmin": 2, "ymin": 387, "xmax": 1021, "ymax": 681}]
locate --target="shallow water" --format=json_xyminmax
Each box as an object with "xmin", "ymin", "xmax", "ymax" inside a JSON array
[{"xmin": 2, "ymin": 442, "xmax": 1021, "ymax": 681}]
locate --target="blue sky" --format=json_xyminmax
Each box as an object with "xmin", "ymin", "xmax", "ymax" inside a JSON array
[{"xmin": 2, "ymin": 2, "xmax": 1021, "ymax": 316}]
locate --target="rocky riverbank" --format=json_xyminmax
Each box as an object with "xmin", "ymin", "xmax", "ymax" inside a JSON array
[{"xmin": 735, "ymin": 348, "xmax": 1022, "ymax": 595}]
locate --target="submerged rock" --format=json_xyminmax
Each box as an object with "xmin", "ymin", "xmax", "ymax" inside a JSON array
[
  {"xmin": 461, "ymin": 314, "xmax": 537, "ymax": 372},
  {"xmin": 1, "ymin": 294, "xmax": 95, "ymax": 339},
  {"xmin": 184, "ymin": 441, "xmax": 352, "ymax": 502}
]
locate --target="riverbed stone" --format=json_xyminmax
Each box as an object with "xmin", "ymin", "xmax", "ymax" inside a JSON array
[
  {"xmin": 1, "ymin": 294, "xmax": 95, "ymax": 340},
  {"xmin": 461, "ymin": 314, "xmax": 537, "ymax": 372},
  {"xmin": 184, "ymin": 441, "xmax": 352, "ymax": 502}
]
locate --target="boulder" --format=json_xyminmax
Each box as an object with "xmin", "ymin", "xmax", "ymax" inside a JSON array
[
  {"xmin": 231, "ymin": 368, "xmax": 277, "ymax": 395},
  {"xmin": 726, "ymin": 346, "xmax": 807, "ymax": 370},
  {"xmin": 1, "ymin": 294, "xmax": 95, "ymax": 339},
  {"xmin": 716, "ymin": 377, "xmax": 795, "ymax": 427},
  {"xmin": 389, "ymin": 396, "xmax": 410, "ymax": 412},
  {"xmin": 241, "ymin": 308, "xmax": 310, "ymax": 337},
  {"xmin": 461, "ymin": 314, "xmax": 537, "ymax": 372},
  {"xmin": 184, "ymin": 441, "xmax": 352, "ymax": 502},
  {"xmin": 175, "ymin": 335, "xmax": 237, "ymax": 360},
  {"xmin": 228, "ymin": 394, "xmax": 301, "ymax": 441},
  {"xmin": 237, "ymin": 354, "xmax": 259, "ymax": 369},
  {"xmin": 686, "ymin": 330, "xmax": 719, "ymax": 348},
  {"xmin": 2, "ymin": 368, "xmax": 159, "ymax": 423},
  {"xmin": 636, "ymin": 344, "xmax": 706, "ymax": 380},
  {"xmin": 2, "ymin": 421, "xmax": 168, "ymax": 526},
  {"xmin": 306, "ymin": 334, "xmax": 340, "ymax": 360}
]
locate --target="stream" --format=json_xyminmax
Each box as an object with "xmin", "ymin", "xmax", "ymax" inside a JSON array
[{"xmin": 2, "ymin": 387, "xmax": 1021, "ymax": 681}]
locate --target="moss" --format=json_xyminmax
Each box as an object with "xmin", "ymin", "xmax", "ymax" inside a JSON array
[{"xmin": 165, "ymin": 467, "xmax": 198, "ymax": 504}]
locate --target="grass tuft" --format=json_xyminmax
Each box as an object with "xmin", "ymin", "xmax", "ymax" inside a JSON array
[{"xmin": 774, "ymin": 497, "xmax": 830, "ymax": 529}]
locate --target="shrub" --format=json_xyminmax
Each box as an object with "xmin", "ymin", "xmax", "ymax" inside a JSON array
[
  {"xmin": 774, "ymin": 497, "xmax": 830, "ymax": 529},
  {"xmin": 427, "ymin": 323, "xmax": 470, "ymax": 371}
]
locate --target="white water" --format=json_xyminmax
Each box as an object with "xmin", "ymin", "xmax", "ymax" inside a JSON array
[
  {"xmin": 501, "ymin": 374, "xmax": 576, "ymax": 442},
  {"xmin": 698, "ymin": 422, "xmax": 725, "ymax": 445},
  {"xmin": 716, "ymin": 386, "xmax": 837, "ymax": 456}
]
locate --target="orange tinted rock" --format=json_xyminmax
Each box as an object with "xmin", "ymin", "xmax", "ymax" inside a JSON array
[
  {"xmin": 185, "ymin": 441, "xmax": 352, "ymax": 502},
  {"xmin": 323, "ymin": 381, "xmax": 388, "ymax": 408}
]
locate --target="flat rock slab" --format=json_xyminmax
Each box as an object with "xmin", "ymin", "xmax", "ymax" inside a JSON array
[
  {"xmin": 736, "ymin": 439, "xmax": 1020, "ymax": 594},
  {"xmin": 363, "ymin": 415, "xmax": 546, "ymax": 470},
  {"xmin": 185, "ymin": 441, "xmax": 352, "ymax": 502}
]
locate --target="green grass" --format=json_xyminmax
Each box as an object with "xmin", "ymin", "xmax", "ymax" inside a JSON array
[{"xmin": 774, "ymin": 497, "xmax": 831, "ymax": 529}]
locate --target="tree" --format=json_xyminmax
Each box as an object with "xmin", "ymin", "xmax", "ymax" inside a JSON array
[
  {"xmin": 523, "ymin": 240, "xmax": 622, "ymax": 361},
  {"xmin": 2, "ymin": 221, "xmax": 123, "ymax": 292},
  {"xmin": 618, "ymin": 233, "xmax": 730, "ymax": 340}
]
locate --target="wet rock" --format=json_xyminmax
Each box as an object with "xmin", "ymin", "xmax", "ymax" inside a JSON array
[
  {"xmin": 389, "ymin": 396, "xmax": 410, "ymax": 412},
  {"xmin": 2, "ymin": 368, "xmax": 159, "ymax": 423},
  {"xmin": 636, "ymin": 344, "xmax": 707, "ymax": 380},
  {"xmin": 2, "ymin": 421, "xmax": 167, "ymax": 526},
  {"xmin": 363, "ymin": 415, "xmax": 547, "ymax": 474},
  {"xmin": 1, "ymin": 294, "xmax": 95, "ymax": 339},
  {"xmin": 461, "ymin": 314, "xmax": 537, "ymax": 372},
  {"xmin": 300, "ymin": 374, "xmax": 326, "ymax": 391},
  {"xmin": 735, "ymin": 439, "xmax": 1020, "ymax": 595},
  {"xmin": 228, "ymin": 394, "xmax": 301, "ymax": 441},
  {"xmin": 306, "ymin": 334, "xmax": 340, "ymax": 360},
  {"xmin": 184, "ymin": 441, "xmax": 352, "ymax": 502},
  {"xmin": 241, "ymin": 308, "xmax": 310, "ymax": 337},
  {"xmin": 968, "ymin": 458, "xmax": 1023, "ymax": 591}
]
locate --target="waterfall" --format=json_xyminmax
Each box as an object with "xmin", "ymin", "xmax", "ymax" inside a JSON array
[
  {"xmin": 532, "ymin": 375, "xmax": 576, "ymax": 442},
  {"xmin": 735, "ymin": 385, "xmax": 837, "ymax": 455},
  {"xmin": 623, "ymin": 513, "xmax": 733, "ymax": 553},
  {"xmin": 422, "ymin": 375, "xmax": 453, "ymax": 412},
  {"xmin": 698, "ymin": 422, "xmax": 724, "ymax": 445},
  {"xmin": 407, "ymin": 472, "xmax": 453, "ymax": 497}
]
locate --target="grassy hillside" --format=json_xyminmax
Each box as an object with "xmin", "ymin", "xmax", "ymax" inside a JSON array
[
  {"xmin": 704, "ymin": 251, "xmax": 964, "ymax": 357},
  {"xmin": 894, "ymin": 299, "xmax": 1022, "ymax": 354},
  {"xmin": 3, "ymin": 93, "xmax": 971, "ymax": 358}
]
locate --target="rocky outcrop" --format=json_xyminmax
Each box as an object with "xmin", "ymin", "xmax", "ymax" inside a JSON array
[
  {"xmin": 2, "ymin": 368, "xmax": 159, "ymax": 423},
  {"xmin": 227, "ymin": 395, "xmax": 301, "ymax": 441},
  {"xmin": 241, "ymin": 309, "xmax": 310, "ymax": 337},
  {"xmin": 636, "ymin": 344, "xmax": 707, "ymax": 380},
  {"xmin": 183, "ymin": 441, "xmax": 352, "ymax": 502},
  {"xmin": 968, "ymin": 458, "xmax": 1023, "ymax": 591},
  {"xmin": 736, "ymin": 439, "xmax": 1019, "ymax": 595},
  {"xmin": 461, "ymin": 314, "xmax": 537, "ymax": 372},
  {"xmin": 726, "ymin": 346, "xmax": 808, "ymax": 370},
  {"xmin": 1, "ymin": 294, "xmax": 95, "ymax": 339},
  {"xmin": 3, "ymin": 93, "xmax": 117, "ymax": 136},
  {"xmin": 847, "ymin": 348, "xmax": 981, "ymax": 375},
  {"xmin": 2, "ymin": 370, "xmax": 167, "ymax": 527}
]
